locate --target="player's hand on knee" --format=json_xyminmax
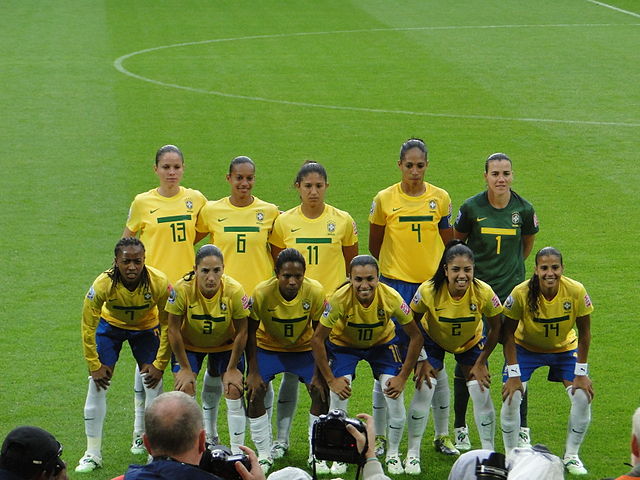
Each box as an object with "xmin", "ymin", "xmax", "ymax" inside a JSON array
[
  {"xmin": 383, "ymin": 375, "xmax": 406, "ymax": 398},
  {"xmin": 414, "ymin": 360, "xmax": 436, "ymax": 389},
  {"xmin": 328, "ymin": 376, "xmax": 351, "ymax": 400},
  {"xmin": 223, "ymin": 367, "xmax": 245, "ymax": 398},
  {"xmin": 572, "ymin": 375, "xmax": 594, "ymax": 401},
  {"xmin": 174, "ymin": 369, "xmax": 196, "ymax": 395},
  {"xmin": 90, "ymin": 364, "xmax": 112, "ymax": 390},
  {"xmin": 140, "ymin": 363, "xmax": 164, "ymax": 388},
  {"xmin": 502, "ymin": 377, "xmax": 523, "ymax": 403}
]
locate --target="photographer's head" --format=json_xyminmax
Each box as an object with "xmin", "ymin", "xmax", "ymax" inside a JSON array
[
  {"xmin": 144, "ymin": 391, "xmax": 205, "ymax": 463},
  {"xmin": 0, "ymin": 426, "xmax": 65, "ymax": 480}
]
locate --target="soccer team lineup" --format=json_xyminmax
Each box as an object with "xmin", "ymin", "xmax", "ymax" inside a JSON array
[{"xmin": 75, "ymin": 138, "xmax": 595, "ymax": 477}]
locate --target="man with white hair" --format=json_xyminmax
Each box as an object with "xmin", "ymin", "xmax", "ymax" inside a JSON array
[{"xmin": 603, "ymin": 407, "xmax": 640, "ymax": 480}]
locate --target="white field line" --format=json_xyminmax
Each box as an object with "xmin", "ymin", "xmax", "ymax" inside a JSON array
[
  {"xmin": 113, "ymin": 24, "xmax": 640, "ymax": 128},
  {"xmin": 586, "ymin": 0, "xmax": 640, "ymax": 18}
]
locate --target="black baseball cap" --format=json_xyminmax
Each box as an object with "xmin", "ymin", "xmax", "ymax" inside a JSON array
[{"xmin": 0, "ymin": 426, "xmax": 64, "ymax": 477}]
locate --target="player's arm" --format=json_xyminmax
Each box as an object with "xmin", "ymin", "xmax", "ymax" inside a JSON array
[
  {"xmin": 522, "ymin": 234, "xmax": 536, "ymax": 260},
  {"xmin": 368, "ymin": 223, "xmax": 385, "ymax": 259},
  {"xmin": 453, "ymin": 229, "xmax": 468, "ymax": 242},
  {"xmin": 311, "ymin": 324, "xmax": 351, "ymax": 400},
  {"xmin": 385, "ymin": 320, "xmax": 423, "ymax": 398},
  {"xmin": 81, "ymin": 296, "xmax": 112, "ymax": 390},
  {"xmin": 269, "ymin": 243, "xmax": 283, "ymax": 263},
  {"xmin": 167, "ymin": 312, "xmax": 196, "ymax": 395},
  {"xmin": 245, "ymin": 317, "xmax": 264, "ymax": 404},
  {"xmin": 122, "ymin": 227, "xmax": 137, "ymax": 238},
  {"xmin": 224, "ymin": 316, "xmax": 248, "ymax": 397},
  {"xmin": 573, "ymin": 314, "xmax": 593, "ymax": 399},
  {"xmin": 439, "ymin": 225, "xmax": 453, "ymax": 244},
  {"xmin": 470, "ymin": 313, "xmax": 502, "ymax": 391},
  {"xmin": 342, "ymin": 243, "xmax": 359, "ymax": 275},
  {"xmin": 194, "ymin": 231, "xmax": 208, "ymax": 244},
  {"xmin": 501, "ymin": 315, "xmax": 523, "ymax": 402}
]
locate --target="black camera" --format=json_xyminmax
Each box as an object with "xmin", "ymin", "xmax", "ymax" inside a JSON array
[
  {"xmin": 312, "ymin": 409, "xmax": 367, "ymax": 464},
  {"xmin": 199, "ymin": 445, "xmax": 251, "ymax": 480},
  {"xmin": 475, "ymin": 452, "xmax": 508, "ymax": 480}
]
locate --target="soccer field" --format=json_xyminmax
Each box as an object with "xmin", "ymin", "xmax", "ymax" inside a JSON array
[{"xmin": 1, "ymin": 1, "xmax": 639, "ymax": 478}]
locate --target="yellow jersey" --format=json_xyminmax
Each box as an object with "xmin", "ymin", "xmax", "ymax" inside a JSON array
[
  {"xmin": 411, "ymin": 279, "xmax": 502, "ymax": 354},
  {"xmin": 165, "ymin": 274, "xmax": 250, "ymax": 353},
  {"xmin": 196, "ymin": 196, "xmax": 279, "ymax": 295},
  {"xmin": 250, "ymin": 276, "xmax": 326, "ymax": 352},
  {"xmin": 269, "ymin": 204, "xmax": 358, "ymax": 295},
  {"xmin": 504, "ymin": 276, "xmax": 594, "ymax": 353},
  {"xmin": 369, "ymin": 182, "xmax": 451, "ymax": 283},
  {"xmin": 126, "ymin": 186, "xmax": 207, "ymax": 283},
  {"xmin": 321, "ymin": 282, "xmax": 412, "ymax": 348},
  {"xmin": 82, "ymin": 265, "xmax": 172, "ymax": 371}
]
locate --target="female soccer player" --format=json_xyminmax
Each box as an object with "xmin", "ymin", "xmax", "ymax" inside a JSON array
[
  {"xmin": 76, "ymin": 238, "xmax": 173, "ymax": 473},
  {"xmin": 165, "ymin": 244, "xmax": 250, "ymax": 454},
  {"xmin": 368, "ymin": 138, "xmax": 455, "ymax": 461},
  {"xmin": 270, "ymin": 161, "xmax": 359, "ymax": 296},
  {"xmin": 245, "ymin": 248, "xmax": 329, "ymax": 474},
  {"xmin": 122, "ymin": 144, "xmax": 207, "ymax": 453},
  {"xmin": 195, "ymin": 156, "xmax": 282, "ymax": 448},
  {"xmin": 410, "ymin": 241, "xmax": 503, "ymax": 467},
  {"xmin": 500, "ymin": 247, "xmax": 593, "ymax": 475},
  {"xmin": 311, "ymin": 255, "xmax": 423, "ymax": 476},
  {"xmin": 452, "ymin": 152, "xmax": 539, "ymax": 451}
]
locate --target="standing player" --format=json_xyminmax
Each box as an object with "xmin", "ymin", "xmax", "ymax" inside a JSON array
[
  {"xmin": 368, "ymin": 138, "xmax": 455, "ymax": 464},
  {"xmin": 165, "ymin": 245, "xmax": 250, "ymax": 454},
  {"xmin": 500, "ymin": 247, "xmax": 594, "ymax": 475},
  {"xmin": 311, "ymin": 255, "xmax": 423, "ymax": 476},
  {"xmin": 76, "ymin": 238, "xmax": 172, "ymax": 473},
  {"xmin": 410, "ymin": 241, "xmax": 503, "ymax": 465},
  {"xmin": 245, "ymin": 248, "xmax": 329, "ymax": 474},
  {"xmin": 268, "ymin": 161, "xmax": 359, "ymax": 458},
  {"xmin": 122, "ymin": 144, "xmax": 207, "ymax": 454},
  {"xmin": 195, "ymin": 156, "xmax": 281, "ymax": 448},
  {"xmin": 453, "ymin": 152, "xmax": 539, "ymax": 451}
]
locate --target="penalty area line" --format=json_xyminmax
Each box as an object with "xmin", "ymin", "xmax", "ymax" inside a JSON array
[{"xmin": 586, "ymin": 0, "xmax": 640, "ymax": 18}]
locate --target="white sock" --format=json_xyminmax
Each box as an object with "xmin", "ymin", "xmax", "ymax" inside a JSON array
[
  {"xmin": 83, "ymin": 377, "xmax": 106, "ymax": 457},
  {"xmin": 202, "ymin": 371, "xmax": 222, "ymax": 437},
  {"xmin": 226, "ymin": 398, "xmax": 246, "ymax": 454},
  {"xmin": 142, "ymin": 375, "xmax": 162, "ymax": 407},
  {"xmin": 407, "ymin": 379, "xmax": 436, "ymax": 457},
  {"xmin": 432, "ymin": 369, "xmax": 450, "ymax": 437},
  {"xmin": 372, "ymin": 379, "xmax": 387, "ymax": 438},
  {"xmin": 329, "ymin": 374, "xmax": 351, "ymax": 411},
  {"xmin": 133, "ymin": 365, "xmax": 145, "ymax": 436},
  {"xmin": 380, "ymin": 374, "xmax": 405, "ymax": 457},
  {"xmin": 265, "ymin": 381, "xmax": 274, "ymax": 422},
  {"xmin": 467, "ymin": 380, "xmax": 495, "ymax": 450},
  {"xmin": 249, "ymin": 413, "xmax": 272, "ymax": 459},
  {"xmin": 565, "ymin": 386, "xmax": 591, "ymax": 456},
  {"xmin": 500, "ymin": 388, "xmax": 523, "ymax": 453},
  {"xmin": 308, "ymin": 413, "xmax": 319, "ymax": 457},
  {"xmin": 276, "ymin": 372, "xmax": 299, "ymax": 444}
]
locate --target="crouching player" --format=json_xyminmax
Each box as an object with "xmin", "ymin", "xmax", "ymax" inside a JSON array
[{"xmin": 246, "ymin": 248, "xmax": 330, "ymax": 474}]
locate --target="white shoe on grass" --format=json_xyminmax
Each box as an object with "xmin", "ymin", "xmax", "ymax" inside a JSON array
[{"xmin": 75, "ymin": 453, "xmax": 102, "ymax": 473}]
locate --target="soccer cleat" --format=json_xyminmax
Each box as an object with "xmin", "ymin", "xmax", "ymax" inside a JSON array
[
  {"xmin": 75, "ymin": 453, "xmax": 103, "ymax": 473},
  {"xmin": 130, "ymin": 434, "xmax": 147, "ymax": 454},
  {"xmin": 517, "ymin": 427, "xmax": 532, "ymax": 448},
  {"xmin": 434, "ymin": 435, "xmax": 460, "ymax": 456},
  {"xmin": 403, "ymin": 455, "xmax": 421, "ymax": 475},
  {"xmin": 385, "ymin": 455, "xmax": 404, "ymax": 475},
  {"xmin": 374, "ymin": 435, "xmax": 387, "ymax": 457},
  {"xmin": 454, "ymin": 426, "xmax": 472, "ymax": 451},
  {"xmin": 330, "ymin": 461, "xmax": 348, "ymax": 475},
  {"xmin": 308, "ymin": 456, "xmax": 331, "ymax": 475},
  {"xmin": 563, "ymin": 454, "xmax": 588, "ymax": 475},
  {"xmin": 205, "ymin": 434, "xmax": 220, "ymax": 448},
  {"xmin": 271, "ymin": 441, "xmax": 288, "ymax": 459},
  {"xmin": 258, "ymin": 456, "xmax": 274, "ymax": 474}
]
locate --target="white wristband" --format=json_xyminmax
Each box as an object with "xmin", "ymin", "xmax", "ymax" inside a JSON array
[
  {"xmin": 574, "ymin": 363, "xmax": 588, "ymax": 376},
  {"xmin": 417, "ymin": 348, "xmax": 427, "ymax": 362},
  {"xmin": 506, "ymin": 364, "xmax": 521, "ymax": 378}
]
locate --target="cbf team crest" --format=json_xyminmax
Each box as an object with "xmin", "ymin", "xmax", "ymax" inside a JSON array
[
  {"xmin": 511, "ymin": 211, "xmax": 521, "ymax": 226},
  {"xmin": 429, "ymin": 199, "xmax": 437, "ymax": 210},
  {"xmin": 256, "ymin": 211, "xmax": 264, "ymax": 222},
  {"xmin": 327, "ymin": 221, "xmax": 336, "ymax": 233},
  {"xmin": 185, "ymin": 200, "xmax": 193, "ymax": 210}
]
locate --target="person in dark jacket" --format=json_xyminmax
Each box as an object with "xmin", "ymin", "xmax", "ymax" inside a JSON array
[{"xmin": 0, "ymin": 426, "xmax": 66, "ymax": 480}]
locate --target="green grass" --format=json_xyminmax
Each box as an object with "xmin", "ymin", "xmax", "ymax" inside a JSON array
[{"xmin": 1, "ymin": 1, "xmax": 639, "ymax": 478}]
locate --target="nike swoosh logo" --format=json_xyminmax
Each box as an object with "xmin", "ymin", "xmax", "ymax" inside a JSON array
[
  {"xmin": 267, "ymin": 308, "xmax": 276, "ymax": 312},
  {"xmin": 389, "ymin": 425, "xmax": 402, "ymax": 430},
  {"xmin": 411, "ymin": 415, "xmax": 425, "ymax": 420},
  {"xmin": 481, "ymin": 421, "xmax": 493, "ymax": 427},
  {"xmin": 150, "ymin": 208, "xmax": 159, "ymax": 214},
  {"xmin": 233, "ymin": 432, "xmax": 244, "ymax": 436},
  {"xmin": 392, "ymin": 207, "xmax": 401, "ymax": 212},
  {"xmin": 217, "ymin": 218, "xmax": 227, "ymax": 222},
  {"xmin": 203, "ymin": 407, "xmax": 215, "ymax": 411},
  {"xmin": 476, "ymin": 217, "xmax": 487, "ymax": 222},
  {"xmin": 277, "ymin": 400, "xmax": 294, "ymax": 404},
  {"xmin": 189, "ymin": 305, "xmax": 197, "ymax": 309},
  {"xmin": 501, "ymin": 429, "xmax": 513, "ymax": 434},
  {"xmin": 291, "ymin": 228, "xmax": 302, "ymax": 232},
  {"xmin": 571, "ymin": 428, "xmax": 584, "ymax": 434},
  {"xmin": 435, "ymin": 308, "xmax": 445, "ymax": 311},
  {"xmin": 439, "ymin": 406, "xmax": 448, "ymax": 410}
]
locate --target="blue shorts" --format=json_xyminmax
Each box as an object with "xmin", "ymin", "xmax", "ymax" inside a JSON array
[
  {"xmin": 171, "ymin": 350, "xmax": 245, "ymax": 375},
  {"xmin": 502, "ymin": 345, "xmax": 578, "ymax": 383},
  {"xmin": 326, "ymin": 340, "xmax": 403, "ymax": 379},
  {"xmin": 96, "ymin": 318, "xmax": 159, "ymax": 367},
  {"xmin": 257, "ymin": 348, "xmax": 315, "ymax": 384},
  {"xmin": 379, "ymin": 275, "xmax": 421, "ymax": 356},
  {"xmin": 420, "ymin": 327, "xmax": 485, "ymax": 371}
]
